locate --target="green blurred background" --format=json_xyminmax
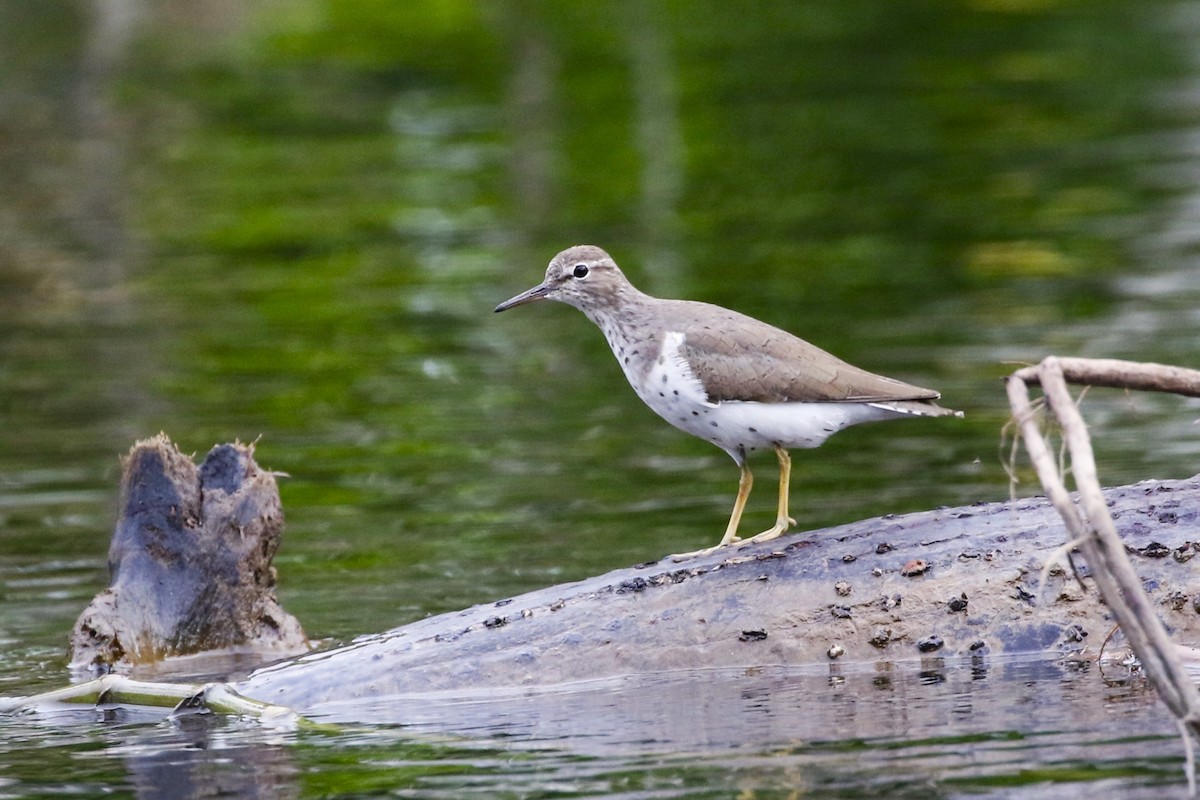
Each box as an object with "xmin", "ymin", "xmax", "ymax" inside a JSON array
[{"xmin": 2, "ymin": 0, "xmax": 1199, "ymax": 795}]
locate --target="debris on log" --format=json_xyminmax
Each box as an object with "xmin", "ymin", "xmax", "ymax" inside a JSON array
[{"xmin": 68, "ymin": 434, "xmax": 308, "ymax": 670}]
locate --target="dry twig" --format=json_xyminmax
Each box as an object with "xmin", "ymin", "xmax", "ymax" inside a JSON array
[{"xmin": 1007, "ymin": 355, "xmax": 1200, "ymax": 795}]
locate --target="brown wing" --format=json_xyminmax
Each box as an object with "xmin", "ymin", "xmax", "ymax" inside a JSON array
[{"xmin": 671, "ymin": 301, "xmax": 942, "ymax": 404}]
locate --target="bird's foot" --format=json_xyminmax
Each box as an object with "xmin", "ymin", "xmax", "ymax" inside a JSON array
[
  {"xmin": 667, "ymin": 524, "xmax": 752, "ymax": 562},
  {"xmin": 667, "ymin": 541, "xmax": 733, "ymax": 562},
  {"xmin": 739, "ymin": 516, "xmax": 796, "ymax": 546}
]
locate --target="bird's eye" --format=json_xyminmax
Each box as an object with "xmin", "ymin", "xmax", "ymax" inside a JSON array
[{"xmin": 572, "ymin": 263, "xmax": 589, "ymax": 279}]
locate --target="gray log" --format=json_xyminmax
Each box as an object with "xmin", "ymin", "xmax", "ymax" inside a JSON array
[{"xmin": 241, "ymin": 475, "xmax": 1200, "ymax": 710}]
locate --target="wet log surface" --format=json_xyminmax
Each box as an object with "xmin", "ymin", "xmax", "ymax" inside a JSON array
[
  {"xmin": 69, "ymin": 435, "xmax": 308, "ymax": 669},
  {"xmin": 242, "ymin": 475, "xmax": 1200, "ymax": 711}
]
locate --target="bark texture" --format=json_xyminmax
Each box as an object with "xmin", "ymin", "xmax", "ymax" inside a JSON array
[{"xmin": 242, "ymin": 475, "xmax": 1200, "ymax": 709}]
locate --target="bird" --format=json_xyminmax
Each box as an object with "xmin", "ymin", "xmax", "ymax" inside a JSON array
[{"xmin": 495, "ymin": 245, "xmax": 961, "ymax": 559}]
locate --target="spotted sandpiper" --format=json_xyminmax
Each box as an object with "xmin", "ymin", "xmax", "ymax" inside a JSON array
[{"xmin": 495, "ymin": 245, "xmax": 961, "ymax": 559}]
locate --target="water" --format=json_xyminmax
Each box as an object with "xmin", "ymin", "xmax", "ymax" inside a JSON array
[
  {"xmin": 2, "ymin": 0, "xmax": 1200, "ymax": 795},
  {"xmin": 0, "ymin": 657, "xmax": 1188, "ymax": 798}
]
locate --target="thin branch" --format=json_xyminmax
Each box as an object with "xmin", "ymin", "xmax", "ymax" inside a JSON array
[
  {"xmin": 1008, "ymin": 355, "xmax": 1200, "ymax": 794},
  {"xmin": 0, "ymin": 674, "xmax": 315, "ymax": 730},
  {"xmin": 1013, "ymin": 357, "xmax": 1200, "ymax": 397}
]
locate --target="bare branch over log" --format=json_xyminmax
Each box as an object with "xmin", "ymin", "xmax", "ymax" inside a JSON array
[
  {"xmin": 1013, "ymin": 357, "xmax": 1200, "ymax": 397},
  {"xmin": 1007, "ymin": 355, "xmax": 1200, "ymax": 793}
]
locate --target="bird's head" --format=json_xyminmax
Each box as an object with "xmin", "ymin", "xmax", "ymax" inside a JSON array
[{"xmin": 495, "ymin": 245, "xmax": 630, "ymax": 314}]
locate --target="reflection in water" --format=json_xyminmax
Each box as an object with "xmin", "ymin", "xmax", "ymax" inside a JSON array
[
  {"xmin": 0, "ymin": 654, "xmax": 1181, "ymax": 798},
  {"xmin": 306, "ymin": 656, "xmax": 1177, "ymax": 797},
  {"xmin": 0, "ymin": 704, "xmax": 300, "ymax": 800},
  {"xmin": 302, "ymin": 656, "xmax": 1155, "ymax": 757},
  {"xmin": 73, "ymin": 0, "xmax": 137, "ymax": 297},
  {"xmin": 121, "ymin": 713, "xmax": 300, "ymax": 800}
]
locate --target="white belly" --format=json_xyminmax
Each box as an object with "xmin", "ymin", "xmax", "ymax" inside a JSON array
[
  {"xmin": 617, "ymin": 330, "xmax": 903, "ymax": 464},
  {"xmin": 642, "ymin": 392, "xmax": 899, "ymax": 461}
]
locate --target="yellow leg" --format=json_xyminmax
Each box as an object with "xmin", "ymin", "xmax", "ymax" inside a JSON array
[
  {"xmin": 719, "ymin": 461, "xmax": 754, "ymax": 546},
  {"xmin": 669, "ymin": 461, "xmax": 753, "ymax": 561},
  {"xmin": 741, "ymin": 446, "xmax": 796, "ymax": 545}
]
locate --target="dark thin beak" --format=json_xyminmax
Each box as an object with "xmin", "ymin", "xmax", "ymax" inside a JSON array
[{"xmin": 494, "ymin": 283, "xmax": 552, "ymax": 312}]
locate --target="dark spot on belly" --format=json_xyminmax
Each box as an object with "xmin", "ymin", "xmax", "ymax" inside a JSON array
[
  {"xmin": 692, "ymin": 411, "xmax": 699, "ymax": 416},
  {"xmin": 710, "ymin": 421, "xmax": 719, "ymax": 428},
  {"xmin": 748, "ymin": 427, "xmax": 757, "ymax": 433}
]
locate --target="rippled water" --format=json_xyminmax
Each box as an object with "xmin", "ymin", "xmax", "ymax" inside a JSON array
[
  {"xmin": 3, "ymin": 0, "xmax": 1200, "ymax": 796},
  {"xmin": 0, "ymin": 655, "xmax": 1188, "ymax": 798}
]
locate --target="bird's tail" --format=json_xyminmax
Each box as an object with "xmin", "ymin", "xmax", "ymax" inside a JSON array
[{"xmin": 869, "ymin": 399, "xmax": 964, "ymax": 419}]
